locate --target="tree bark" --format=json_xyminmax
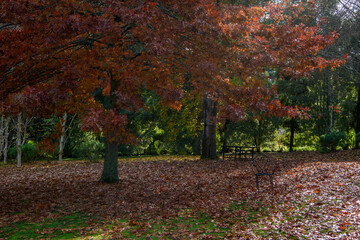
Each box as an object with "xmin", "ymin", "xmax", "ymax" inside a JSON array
[
  {"xmin": 329, "ymin": 79, "xmax": 333, "ymax": 133},
  {"xmin": 101, "ymin": 140, "xmax": 119, "ymax": 183},
  {"xmin": 3, "ymin": 117, "xmax": 10, "ymax": 164},
  {"xmin": 16, "ymin": 112, "xmax": 22, "ymax": 167},
  {"xmin": 0, "ymin": 116, "xmax": 4, "ymax": 161},
  {"xmin": 201, "ymin": 93, "xmax": 218, "ymax": 159},
  {"xmin": 100, "ymin": 71, "xmax": 119, "ymax": 182},
  {"xmin": 355, "ymin": 85, "xmax": 360, "ymax": 148},
  {"xmin": 289, "ymin": 119, "xmax": 296, "ymax": 152},
  {"xmin": 58, "ymin": 112, "xmax": 67, "ymax": 163},
  {"xmin": 254, "ymin": 120, "xmax": 262, "ymax": 152}
]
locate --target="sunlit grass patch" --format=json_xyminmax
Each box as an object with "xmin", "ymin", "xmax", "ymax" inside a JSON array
[
  {"xmin": 90, "ymin": 201, "xmax": 283, "ymax": 239},
  {"xmin": 94, "ymin": 211, "xmax": 230, "ymax": 239},
  {"xmin": 0, "ymin": 213, "xmax": 102, "ymax": 240}
]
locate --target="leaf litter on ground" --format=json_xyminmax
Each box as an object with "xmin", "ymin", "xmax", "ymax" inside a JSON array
[{"xmin": 0, "ymin": 151, "xmax": 360, "ymax": 239}]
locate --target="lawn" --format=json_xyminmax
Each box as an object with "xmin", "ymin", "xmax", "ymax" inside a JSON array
[{"xmin": 1, "ymin": 151, "xmax": 360, "ymax": 239}]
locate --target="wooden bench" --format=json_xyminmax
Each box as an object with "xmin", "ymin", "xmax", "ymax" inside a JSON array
[{"xmin": 222, "ymin": 145, "xmax": 256, "ymax": 160}]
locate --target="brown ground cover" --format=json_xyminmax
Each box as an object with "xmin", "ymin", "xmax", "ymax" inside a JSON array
[{"xmin": 1, "ymin": 151, "xmax": 360, "ymax": 238}]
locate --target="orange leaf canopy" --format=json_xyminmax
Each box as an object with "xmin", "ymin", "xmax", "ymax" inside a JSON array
[{"xmin": 0, "ymin": 0, "xmax": 344, "ymax": 142}]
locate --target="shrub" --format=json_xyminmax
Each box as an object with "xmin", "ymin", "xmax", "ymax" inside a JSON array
[
  {"xmin": 7, "ymin": 141, "xmax": 40, "ymax": 162},
  {"xmin": 340, "ymin": 130, "xmax": 355, "ymax": 150},
  {"xmin": 7, "ymin": 146, "xmax": 17, "ymax": 159},
  {"xmin": 22, "ymin": 142, "xmax": 40, "ymax": 161},
  {"xmin": 356, "ymin": 132, "xmax": 360, "ymax": 148},
  {"xmin": 319, "ymin": 131, "xmax": 346, "ymax": 152},
  {"xmin": 293, "ymin": 146, "xmax": 317, "ymax": 152},
  {"xmin": 73, "ymin": 136, "xmax": 105, "ymax": 161}
]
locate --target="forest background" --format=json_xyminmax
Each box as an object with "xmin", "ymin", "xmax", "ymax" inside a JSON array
[
  {"xmin": 1, "ymin": 0, "xmax": 360, "ymax": 238},
  {"xmin": 0, "ymin": 0, "xmax": 359, "ymax": 167}
]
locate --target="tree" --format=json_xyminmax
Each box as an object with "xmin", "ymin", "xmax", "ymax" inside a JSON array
[
  {"xmin": 201, "ymin": 93, "xmax": 219, "ymax": 159},
  {"xmin": 1, "ymin": 0, "xmax": 223, "ymax": 181},
  {"xmin": 0, "ymin": 115, "xmax": 11, "ymax": 163},
  {"xmin": 310, "ymin": 0, "xmax": 359, "ymax": 138},
  {"xmin": 1, "ymin": 0, "xmax": 345, "ymax": 180},
  {"xmin": 277, "ymin": 77, "xmax": 313, "ymax": 151},
  {"xmin": 200, "ymin": 1, "xmax": 346, "ymax": 157},
  {"xmin": 13, "ymin": 112, "xmax": 32, "ymax": 167},
  {"xmin": 58, "ymin": 112, "xmax": 77, "ymax": 163},
  {"xmin": 336, "ymin": 1, "xmax": 360, "ymax": 141}
]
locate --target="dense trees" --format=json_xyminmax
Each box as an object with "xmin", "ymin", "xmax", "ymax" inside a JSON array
[{"xmin": 0, "ymin": 0, "xmax": 353, "ymax": 182}]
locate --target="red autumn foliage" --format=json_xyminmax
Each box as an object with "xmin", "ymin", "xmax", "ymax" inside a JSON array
[{"xmin": 0, "ymin": 0, "xmax": 345, "ymax": 144}]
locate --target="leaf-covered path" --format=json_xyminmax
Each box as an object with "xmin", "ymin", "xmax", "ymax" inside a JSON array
[{"xmin": 1, "ymin": 151, "xmax": 360, "ymax": 239}]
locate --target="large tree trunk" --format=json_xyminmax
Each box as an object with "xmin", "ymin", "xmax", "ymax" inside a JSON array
[
  {"xmin": 101, "ymin": 140, "xmax": 119, "ymax": 183},
  {"xmin": 201, "ymin": 93, "xmax": 218, "ymax": 159},
  {"xmin": 100, "ymin": 71, "xmax": 119, "ymax": 183}
]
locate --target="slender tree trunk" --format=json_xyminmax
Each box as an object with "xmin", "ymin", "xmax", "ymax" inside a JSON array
[
  {"xmin": 289, "ymin": 119, "xmax": 296, "ymax": 152},
  {"xmin": 329, "ymin": 94, "xmax": 333, "ymax": 133},
  {"xmin": 329, "ymin": 75, "xmax": 333, "ymax": 133},
  {"xmin": 330, "ymin": 107, "xmax": 333, "ymax": 133},
  {"xmin": 16, "ymin": 113, "xmax": 22, "ymax": 167},
  {"xmin": 22, "ymin": 118, "xmax": 29, "ymax": 145},
  {"xmin": 355, "ymin": 85, "xmax": 360, "ymax": 148},
  {"xmin": 254, "ymin": 137, "xmax": 261, "ymax": 152},
  {"xmin": 201, "ymin": 93, "xmax": 218, "ymax": 159},
  {"xmin": 3, "ymin": 117, "xmax": 10, "ymax": 164},
  {"xmin": 255, "ymin": 120, "xmax": 262, "ymax": 152},
  {"xmin": 0, "ymin": 116, "xmax": 4, "ymax": 160},
  {"xmin": 100, "ymin": 71, "xmax": 119, "ymax": 183},
  {"xmin": 58, "ymin": 112, "xmax": 67, "ymax": 163}
]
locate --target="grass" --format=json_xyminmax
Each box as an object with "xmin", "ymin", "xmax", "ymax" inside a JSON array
[
  {"xmin": 0, "ymin": 197, "xmax": 358, "ymax": 239},
  {"xmin": 0, "ymin": 213, "xmax": 102, "ymax": 240},
  {"xmin": 0, "ymin": 201, "xmax": 283, "ymax": 239}
]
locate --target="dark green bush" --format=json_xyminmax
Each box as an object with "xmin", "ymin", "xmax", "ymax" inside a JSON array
[
  {"xmin": 73, "ymin": 139, "xmax": 105, "ymax": 161},
  {"xmin": 22, "ymin": 142, "xmax": 40, "ymax": 161},
  {"xmin": 356, "ymin": 132, "xmax": 360, "ymax": 147},
  {"xmin": 7, "ymin": 142, "xmax": 40, "ymax": 162},
  {"xmin": 319, "ymin": 131, "xmax": 346, "ymax": 152},
  {"xmin": 7, "ymin": 146, "xmax": 17, "ymax": 159},
  {"xmin": 340, "ymin": 131, "xmax": 355, "ymax": 150}
]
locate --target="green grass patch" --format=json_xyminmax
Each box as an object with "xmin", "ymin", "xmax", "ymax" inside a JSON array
[
  {"xmin": 2, "ymin": 199, "xmax": 343, "ymax": 239},
  {"xmin": 95, "ymin": 201, "xmax": 282, "ymax": 239},
  {"xmin": 0, "ymin": 213, "xmax": 102, "ymax": 240}
]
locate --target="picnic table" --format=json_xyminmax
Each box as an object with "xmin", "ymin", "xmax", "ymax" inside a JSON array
[{"xmin": 222, "ymin": 145, "xmax": 256, "ymax": 160}]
